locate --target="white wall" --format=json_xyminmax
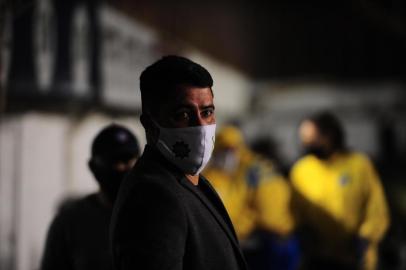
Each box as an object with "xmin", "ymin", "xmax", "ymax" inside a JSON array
[
  {"xmin": 0, "ymin": 117, "xmax": 21, "ymax": 270},
  {"xmin": 100, "ymin": 5, "xmax": 159, "ymax": 110},
  {"xmin": 0, "ymin": 114, "xmax": 69, "ymax": 270}
]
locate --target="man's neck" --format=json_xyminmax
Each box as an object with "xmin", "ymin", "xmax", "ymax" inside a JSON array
[
  {"xmin": 97, "ymin": 191, "xmax": 113, "ymax": 209},
  {"xmin": 186, "ymin": 174, "xmax": 199, "ymax": 186}
]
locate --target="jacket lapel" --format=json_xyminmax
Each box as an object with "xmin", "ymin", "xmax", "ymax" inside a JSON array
[
  {"xmin": 179, "ymin": 177, "xmax": 245, "ymax": 260},
  {"xmin": 198, "ymin": 177, "xmax": 239, "ymax": 239}
]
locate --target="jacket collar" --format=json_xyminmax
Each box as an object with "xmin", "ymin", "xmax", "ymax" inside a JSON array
[{"xmin": 143, "ymin": 145, "xmax": 237, "ymax": 240}]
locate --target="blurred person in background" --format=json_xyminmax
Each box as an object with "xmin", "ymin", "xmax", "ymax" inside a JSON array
[
  {"xmin": 204, "ymin": 125, "xmax": 300, "ymax": 270},
  {"xmin": 290, "ymin": 111, "xmax": 390, "ymax": 270},
  {"xmin": 40, "ymin": 124, "xmax": 140, "ymax": 270},
  {"xmin": 251, "ymin": 136, "xmax": 289, "ymax": 177}
]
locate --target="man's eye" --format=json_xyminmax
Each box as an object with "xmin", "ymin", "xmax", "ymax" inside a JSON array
[
  {"xmin": 202, "ymin": 109, "xmax": 214, "ymax": 118},
  {"xmin": 174, "ymin": 111, "xmax": 190, "ymax": 121}
]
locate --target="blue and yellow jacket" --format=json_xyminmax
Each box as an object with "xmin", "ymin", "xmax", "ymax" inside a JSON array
[{"xmin": 290, "ymin": 152, "xmax": 390, "ymax": 270}]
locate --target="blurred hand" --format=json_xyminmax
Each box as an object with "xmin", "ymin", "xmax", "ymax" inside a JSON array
[{"xmin": 355, "ymin": 236, "xmax": 369, "ymax": 266}]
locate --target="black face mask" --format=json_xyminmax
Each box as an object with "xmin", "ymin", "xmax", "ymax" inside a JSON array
[
  {"xmin": 303, "ymin": 145, "xmax": 331, "ymax": 160},
  {"xmin": 91, "ymin": 165, "xmax": 130, "ymax": 204}
]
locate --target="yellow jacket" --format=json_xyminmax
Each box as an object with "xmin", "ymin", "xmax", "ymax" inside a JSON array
[
  {"xmin": 290, "ymin": 151, "xmax": 390, "ymax": 269},
  {"xmin": 204, "ymin": 148, "xmax": 295, "ymax": 240}
]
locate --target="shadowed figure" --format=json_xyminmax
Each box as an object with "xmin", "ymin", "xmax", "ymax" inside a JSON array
[{"xmin": 40, "ymin": 124, "xmax": 140, "ymax": 270}]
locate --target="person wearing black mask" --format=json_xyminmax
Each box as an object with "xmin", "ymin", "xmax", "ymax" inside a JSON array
[
  {"xmin": 299, "ymin": 111, "xmax": 345, "ymax": 160},
  {"xmin": 290, "ymin": 111, "xmax": 389, "ymax": 270},
  {"xmin": 40, "ymin": 124, "xmax": 140, "ymax": 270}
]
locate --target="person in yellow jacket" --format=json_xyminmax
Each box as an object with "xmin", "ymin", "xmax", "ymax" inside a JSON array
[
  {"xmin": 204, "ymin": 125, "xmax": 299, "ymax": 270},
  {"xmin": 290, "ymin": 111, "xmax": 390, "ymax": 270}
]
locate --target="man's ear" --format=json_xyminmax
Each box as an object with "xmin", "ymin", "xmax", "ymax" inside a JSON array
[
  {"xmin": 140, "ymin": 114, "xmax": 149, "ymax": 129},
  {"xmin": 140, "ymin": 113, "xmax": 159, "ymax": 145},
  {"xmin": 88, "ymin": 159, "xmax": 95, "ymax": 173}
]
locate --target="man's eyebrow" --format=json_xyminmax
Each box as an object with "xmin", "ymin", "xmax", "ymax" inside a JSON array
[
  {"xmin": 172, "ymin": 103, "xmax": 215, "ymax": 110},
  {"xmin": 200, "ymin": 104, "xmax": 215, "ymax": 110},
  {"xmin": 173, "ymin": 104, "xmax": 195, "ymax": 110}
]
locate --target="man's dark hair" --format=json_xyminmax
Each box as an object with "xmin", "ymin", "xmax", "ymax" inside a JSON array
[
  {"xmin": 308, "ymin": 111, "xmax": 346, "ymax": 151},
  {"xmin": 139, "ymin": 55, "xmax": 213, "ymax": 114}
]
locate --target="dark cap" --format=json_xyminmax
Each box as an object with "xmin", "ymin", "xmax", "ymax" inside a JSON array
[{"xmin": 91, "ymin": 124, "xmax": 140, "ymax": 162}]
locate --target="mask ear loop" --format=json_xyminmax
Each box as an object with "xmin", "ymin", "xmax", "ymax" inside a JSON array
[
  {"xmin": 143, "ymin": 113, "xmax": 161, "ymax": 146},
  {"xmin": 148, "ymin": 117, "xmax": 172, "ymax": 155},
  {"xmin": 191, "ymin": 126, "xmax": 206, "ymax": 175}
]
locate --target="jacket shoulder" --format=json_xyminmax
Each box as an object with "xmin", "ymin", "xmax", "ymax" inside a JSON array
[
  {"xmin": 290, "ymin": 155, "xmax": 314, "ymax": 174},
  {"xmin": 113, "ymin": 150, "xmax": 186, "ymax": 221},
  {"xmin": 346, "ymin": 151, "xmax": 372, "ymax": 164}
]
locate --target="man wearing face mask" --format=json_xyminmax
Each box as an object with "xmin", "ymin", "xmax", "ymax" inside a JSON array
[
  {"xmin": 41, "ymin": 124, "xmax": 140, "ymax": 270},
  {"xmin": 290, "ymin": 111, "xmax": 389, "ymax": 270},
  {"xmin": 110, "ymin": 56, "xmax": 247, "ymax": 270}
]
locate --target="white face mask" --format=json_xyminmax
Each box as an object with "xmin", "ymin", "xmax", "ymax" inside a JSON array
[{"xmin": 154, "ymin": 123, "xmax": 216, "ymax": 175}]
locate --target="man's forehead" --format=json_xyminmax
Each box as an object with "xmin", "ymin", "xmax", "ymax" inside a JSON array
[{"xmin": 165, "ymin": 86, "xmax": 213, "ymax": 104}]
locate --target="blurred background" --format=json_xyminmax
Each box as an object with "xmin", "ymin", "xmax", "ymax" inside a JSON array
[{"xmin": 0, "ymin": 0, "xmax": 405, "ymax": 269}]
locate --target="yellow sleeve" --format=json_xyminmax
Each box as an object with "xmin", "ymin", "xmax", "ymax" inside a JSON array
[
  {"xmin": 289, "ymin": 160, "xmax": 308, "ymax": 227},
  {"xmin": 204, "ymin": 167, "xmax": 256, "ymax": 240},
  {"xmin": 254, "ymin": 174, "xmax": 295, "ymax": 236},
  {"xmin": 358, "ymin": 156, "xmax": 390, "ymax": 243}
]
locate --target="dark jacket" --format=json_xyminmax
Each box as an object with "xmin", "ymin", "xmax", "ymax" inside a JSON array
[
  {"xmin": 110, "ymin": 145, "xmax": 247, "ymax": 270},
  {"xmin": 41, "ymin": 194, "xmax": 113, "ymax": 270}
]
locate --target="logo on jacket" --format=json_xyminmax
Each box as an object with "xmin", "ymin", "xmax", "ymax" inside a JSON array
[
  {"xmin": 172, "ymin": 141, "xmax": 191, "ymax": 159},
  {"xmin": 339, "ymin": 173, "xmax": 350, "ymax": 186}
]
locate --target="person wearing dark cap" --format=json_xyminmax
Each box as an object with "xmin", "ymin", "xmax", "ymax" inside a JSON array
[
  {"xmin": 40, "ymin": 124, "xmax": 140, "ymax": 270},
  {"xmin": 110, "ymin": 56, "xmax": 247, "ymax": 270}
]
